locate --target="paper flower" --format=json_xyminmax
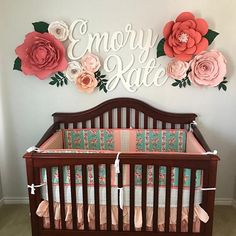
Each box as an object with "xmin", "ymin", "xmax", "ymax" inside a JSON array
[
  {"xmin": 163, "ymin": 12, "xmax": 209, "ymax": 61},
  {"xmin": 189, "ymin": 50, "xmax": 227, "ymax": 87},
  {"xmin": 15, "ymin": 31, "xmax": 68, "ymax": 79},
  {"xmin": 167, "ymin": 59, "xmax": 189, "ymax": 80},
  {"xmin": 48, "ymin": 21, "xmax": 69, "ymax": 41},
  {"xmin": 75, "ymin": 71, "xmax": 98, "ymax": 93},
  {"xmin": 80, "ymin": 53, "xmax": 101, "ymax": 73},
  {"xmin": 65, "ymin": 61, "xmax": 82, "ymax": 82}
]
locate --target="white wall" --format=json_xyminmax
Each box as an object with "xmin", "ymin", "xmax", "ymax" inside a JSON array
[{"xmin": 0, "ymin": 0, "xmax": 236, "ymax": 202}]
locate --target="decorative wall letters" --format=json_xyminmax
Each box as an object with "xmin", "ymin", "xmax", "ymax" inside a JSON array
[{"xmin": 13, "ymin": 12, "xmax": 228, "ymax": 93}]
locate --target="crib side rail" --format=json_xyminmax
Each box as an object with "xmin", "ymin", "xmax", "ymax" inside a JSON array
[{"xmin": 24, "ymin": 152, "xmax": 218, "ymax": 236}]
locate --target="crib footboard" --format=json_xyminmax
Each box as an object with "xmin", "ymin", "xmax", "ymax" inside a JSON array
[{"xmin": 24, "ymin": 152, "xmax": 218, "ymax": 236}]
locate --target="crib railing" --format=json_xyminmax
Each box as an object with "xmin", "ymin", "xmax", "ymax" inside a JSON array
[{"xmin": 25, "ymin": 152, "xmax": 218, "ymax": 236}]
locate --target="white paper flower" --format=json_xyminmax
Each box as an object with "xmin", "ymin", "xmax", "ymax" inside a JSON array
[
  {"xmin": 65, "ymin": 61, "xmax": 82, "ymax": 82},
  {"xmin": 48, "ymin": 21, "xmax": 69, "ymax": 41}
]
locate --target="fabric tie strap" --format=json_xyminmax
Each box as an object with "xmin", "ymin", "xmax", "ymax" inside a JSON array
[
  {"xmin": 26, "ymin": 146, "xmax": 41, "ymax": 153},
  {"xmin": 117, "ymin": 187, "xmax": 124, "ymax": 210},
  {"xmin": 203, "ymin": 150, "xmax": 218, "ymax": 155},
  {"xmin": 114, "ymin": 152, "xmax": 121, "ymax": 174},
  {"xmin": 28, "ymin": 183, "xmax": 46, "ymax": 195},
  {"xmin": 189, "ymin": 120, "xmax": 197, "ymax": 132}
]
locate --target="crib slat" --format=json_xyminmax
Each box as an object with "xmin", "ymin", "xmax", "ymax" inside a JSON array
[
  {"xmin": 64, "ymin": 123, "xmax": 68, "ymax": 129},
  {"xmin": 180, "ymin": 124, "xmax": 185, "ymax": 129},
  {"xmin": 73, "ymin": 122, "xmax": 77, "ymax": 128},
  {"xmin": 188, "ymin": 169, "xmax": 196, "ymax": 233},
  {"xmin": 171, "ymin": 123, "xmax": 175, "ymax": 129},
  {"xmin": 94, "ymin": 164, "xmax": 100, "ymax": 230},
  {"xmin": 135, "ymin": 110, "xmax": 139, "ymax": 128},
  {"xmin": 130, "ymin": 164, "xmax": 135, "ymax": 231},
  {"xmin": 82, "ymin": 165, "xmax": 89, "ymax": 230},
  {"xmin": 106, "ymin": 164, "xmax": 112, "ymax": 231},
  {"xmin": 162, "ymin": 122, "xmax": 166, "ymax": 129},
  {"xmin": 144, "ymin": 115, "xmax": 148, "ymax": 129},
  {"xmin": 142, "ymin": 164, "xmax": 147, "ymax": 231},
  {"xmin": 118, "ymin": 164, "xmax": 123, "ymax": 231},
  {"xmin": 70, "ymin": 165, "xmax": 77, "ymax": 230},
  {"xmin": 82, "ymin": 121, "xmax": 86, "ymax": 128},
  {"xmin": 46, "ymin": 167, "xmax": 55, "ymax": 230},
  {"xmin": 91, "ymin": 118, "xmax": 95, "ymax": 128},
  {"xmin": 126, "ymin": 108, "xmax": 130, "ymax": 128},
  {"xmin": 109, "ymin": 110, "xmax": 113, "ymax": 128},
  {"xmin": 177, "ymin": 168, "xmax": 184, "ymax": 232},
  {"xmin": 58, "ymin": 166, "xmax": 66, "ymax": 230},
  {"xmin": 117, "ymin": 108, "xmax": 121, "ymax": 128},
  {"xmin": 100, "ymin": 115, "xmax": 104, "ymax": 128},
  {"xmin": 153, "ymin": 165, "xmax": 159, "ymax": 232},
  {"xmin": 164, "ymin": 166, "xmax": 171, "ymax": 232}
]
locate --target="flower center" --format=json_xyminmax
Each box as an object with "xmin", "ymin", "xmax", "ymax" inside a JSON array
[
  {"xmin": 56, "ymin": 28, "xmax": 62, "ymax": 35},
  {"xmin": 178, "ymin": 33, "xmax": 189, "ymax": 43},
  {"xmin": 71, "ymin": 69, "xmax": 78, "ymax": 74},
  {"xmin": 82, "ymin": 76, "xmax": 90, "ymax": 85}
]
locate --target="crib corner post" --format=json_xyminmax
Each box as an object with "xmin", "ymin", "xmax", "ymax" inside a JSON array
[
  {"xmin": 204, "ymin": 158, "xmax": 218, "ymax": 236},
  {"xmin": 25, "ymin": 153, "xmax": 40, "ymax": 236}
]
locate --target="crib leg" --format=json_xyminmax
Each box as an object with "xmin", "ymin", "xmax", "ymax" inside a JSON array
[
  {"xmin": 204, "ymin": 160, "xmax": 218, "ymax": 236},
  {"xmin": 26, "ymin": 157, "xmax": 40, "ymax": 236}
]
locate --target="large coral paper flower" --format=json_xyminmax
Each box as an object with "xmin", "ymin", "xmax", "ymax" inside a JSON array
[
  {"xmin": 15, "ymin": 31, "xmax": 68, "ymax": 79},
  {"xmin": 163, "ymin": 12, "xmax": 209, "ymax": 61}
]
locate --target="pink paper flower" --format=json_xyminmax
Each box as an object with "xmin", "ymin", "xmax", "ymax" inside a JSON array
[
  {"xmin": 189, "ymin": 50, "xmax": 227, "ymax": 87},
  {"xmin": 163, "ymin": 12, "xmax": 209, "ymax": 61},
  {"xmin": 75, "ymin": 71, "xmax": 98, "ymax": 93},
  {"xmin": 15, "ymin": 31, "xmax": 68, "ymax": 79},
  {"xmin": 167, "ymin": 59, "xmax": 189, "ymax": 80},
  {"xmin": 80, "ymin": 53, "xmax": 101, "ymax": 73}
]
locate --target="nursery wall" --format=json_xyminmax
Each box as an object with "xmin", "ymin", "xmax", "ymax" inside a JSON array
[{"xmin": 0, "ymin": 0, "xmax": 236, "ymax": 204}]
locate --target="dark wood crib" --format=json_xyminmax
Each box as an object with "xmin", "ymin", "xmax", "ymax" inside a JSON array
[{"xmin": 24, "ymin": 97, "xmax": 219, "ymax": 236}]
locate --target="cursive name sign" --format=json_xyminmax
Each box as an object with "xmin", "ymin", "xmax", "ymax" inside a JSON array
[{"xmin": 67, "ymin": 19, "xmax": 169, "ymax": 92}]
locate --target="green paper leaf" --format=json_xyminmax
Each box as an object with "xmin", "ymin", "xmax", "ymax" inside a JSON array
[
  {"xmin": 55, "ymin": 74, "xmax": 62, "ymax": 80},
  {"xmin": 13, "ymin": 57, "xmax": 22, "ymax": 71},
  {"xmin": 97, "ymin": 80, "xmax": 102, "ymax": 87},
  {"xmin": 103, "ymin": 86, "xmax": 108, "ymax": 93},
  {"xmin": 179, "ymin": 83, "xmax": 182, "ymax": 88},
  {"xmin": 204, "ymin": 29, "xmax": 219, "ymax": 45},
  {"xmin": 100, "ymin": 75, "xmax": 106, "ymax": 78},
  {"xmin": 51, "ymin": 77, "xmax": 57, "ymax": 82},
  {"xmin": 60, "ymin": 80, "xmax": 63, "ymax": 86},
  {"xmin": 49, "ymin": 80, "xmax": 57, "ymax": 85},
  {"xmin": 156, "ymin": 38, "xmax": 166, "ymax": 58},
  {"xmin": 172, "ymin": 82, "xmax": 179, "ymax": 87},
  {"xmin": 101, "ymin": 79, "xmax": 108, "ymax": 82},
  {"xmin": 56, "ymin": 81, "xmax": 60, "ymax": 87},
  {"xmin": 187, "ymin": 79, "xmax": 191, "ymax": 86},
  {"xmin": 32, "ymin": 21, "xmax": 49, "ymax": 33},
  {"xmin": 64, "ymin": 78, "xmax": 68, "ymax": 85},
  {"xmin": 183, "ymin": 81, "xmax": 186, "ymax": 87},
  {"xmin": 219, "ymin": 83, "xmax": 227, "ymax": 91}
]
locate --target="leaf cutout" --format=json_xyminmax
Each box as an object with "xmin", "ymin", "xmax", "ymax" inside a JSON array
[
  {"xmin": 32, "ymin": 22, "xmax": 49, "ymax": 33},
  {"xmin": 156, "ymin": 38, "xmax": 166, "ymax": 58},
  {"xmin": 204, "ymin": 29, "xmax": 219, "ymax": 45},
  {"xmin": 13, "ymin": 57, "xmax": 22, "ymax": 71}
]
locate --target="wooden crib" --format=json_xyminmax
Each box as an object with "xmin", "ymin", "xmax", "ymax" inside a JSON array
[{"xmin": 24, "ymin": 97, "xmax": 219, "ymax": 236}]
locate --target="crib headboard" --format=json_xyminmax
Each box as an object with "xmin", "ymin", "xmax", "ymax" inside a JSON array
[{"xmin": 52, "ymin": 97, "xmax": 197, "ymax": 130}]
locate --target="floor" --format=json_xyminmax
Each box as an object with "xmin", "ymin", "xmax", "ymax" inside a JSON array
[{"xmin": 0, "ymin": 205, "xmax": 235, "ymax": 236}]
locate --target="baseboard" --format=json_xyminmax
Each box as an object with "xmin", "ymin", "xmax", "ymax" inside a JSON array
[
  {"xmin": 0, "ymin": 198, "xmax": 4, "ymax": 207},
  {"xmin": 233, "ymin": 199, "xmax": 236, "ymax": 208},
  {"xmin": 3, "ymin": 197, "xmax": 29, "ymax": 204},
  {"xmin": 215, "ymin": 198, "xmax": 233, "ymax": 206}
]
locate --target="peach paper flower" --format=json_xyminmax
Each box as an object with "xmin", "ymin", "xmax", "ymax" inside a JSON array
[
  {"xmin": 80, "ymin": 53, "xmax": 101, "ymax": 73},
  {"xmin": 76, "ymin": 71, "xmax": 98, "ymax": 93},
  {"xmin": 15, "ymin": 31, "xmax": 67, "ymax": 79},
  {"xmin": 163, "ymin": 12, "xmax": 209, "ymax": 61},
  {"xmin": 188, "ymin": 50, "xmax": 227, "ymax": 87},
  {"xmin": 167, "ymin": 59, "xmax": 189, "ymax": 80}
]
